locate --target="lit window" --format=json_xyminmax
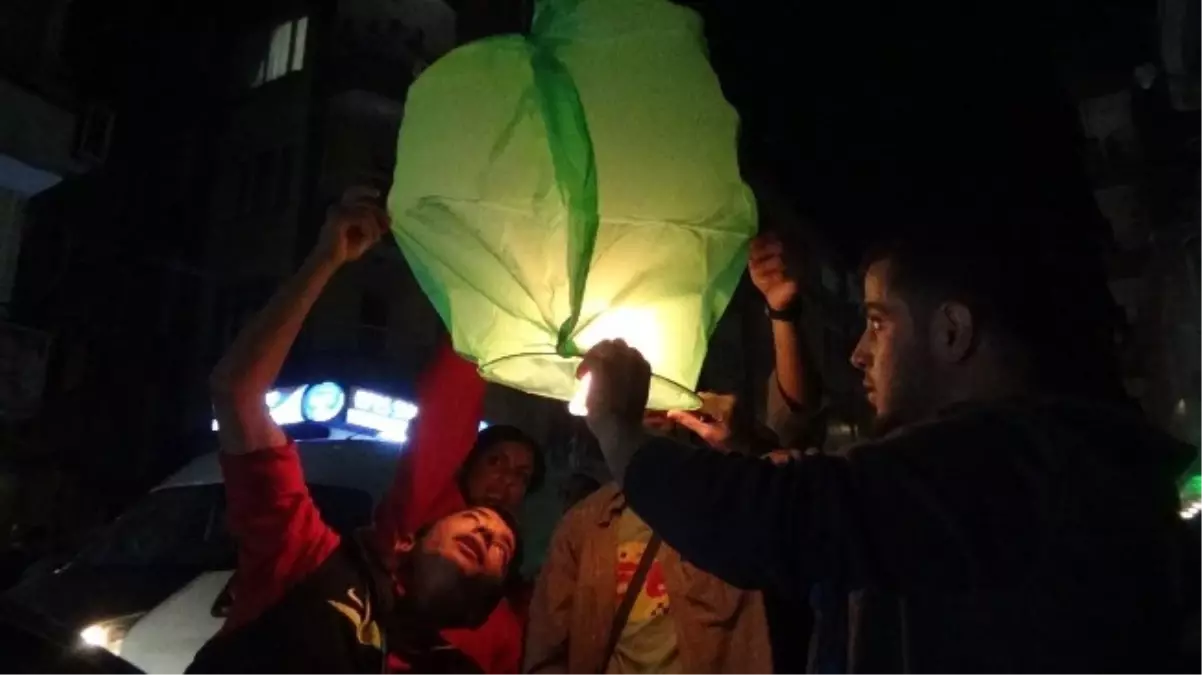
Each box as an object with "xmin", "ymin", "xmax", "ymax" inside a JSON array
[
  {"xmin": 292, "ymin": 17, "xmax": 308, "ymax": 72},
  {"xmin": 266, "ymin": 21, "xmax": 292, "ymax": 82},
  {"xmin": 250, "ymin": 17, "xmax": 308, "ymax": 88}
]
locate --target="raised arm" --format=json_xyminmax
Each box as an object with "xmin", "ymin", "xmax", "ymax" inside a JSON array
[
  {"xmin": 750, "ymin": 233, "xmax": 825, "ymax": 448},
  {"xmin": 621, "ymin": 436, "xmax": 849, "ymax": 593},
  {"xmin": 210, "ymin": 187, "xmax": 389, "ymax": 454},
  {"xmin": 580, "ymin": 340, "xmax": 851, "ymax": 594},
  {"xmin": 587, "ymin": 340, "xmax": 1124, "ymax": 603},
  {"xmin": 374, "ymin": 337, "xmax": 488, "ymax": 542},
  {"xmin": 210, "ymin": 187, "xmax": 389, "ymax": 630},
  {"xmin": 669, "ymin": 234, "xmax": 825, "ymax": 452}
]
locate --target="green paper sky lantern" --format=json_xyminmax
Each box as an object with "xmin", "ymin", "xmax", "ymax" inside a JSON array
[{"xmin": 388, "ymin": 0, "xmax": 756, "ymax": 411}]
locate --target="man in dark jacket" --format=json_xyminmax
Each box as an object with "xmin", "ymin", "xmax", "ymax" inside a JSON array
[{"xmin": 578, "ymin": 225, "xmax": 1194, "ymax": 673}]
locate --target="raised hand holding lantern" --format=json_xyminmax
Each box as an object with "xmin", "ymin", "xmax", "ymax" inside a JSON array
[{"xmin": 388, "ymin": 0, "xmax": 756, "ymax": 412}]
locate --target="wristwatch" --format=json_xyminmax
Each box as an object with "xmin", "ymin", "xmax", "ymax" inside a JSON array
[{"xmin": 765, "ymin": 302, "xmax": 802, "ymax": 322}]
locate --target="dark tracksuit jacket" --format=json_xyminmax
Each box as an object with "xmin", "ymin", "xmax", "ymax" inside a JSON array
[{"xmin": 623, "ymin": 398, "xmax": 1195, "ymax": 673}]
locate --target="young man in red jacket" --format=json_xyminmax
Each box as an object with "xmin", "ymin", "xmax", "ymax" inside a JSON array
[
  {"xmin": 192, "ymin": 188, "xmax": 522, "ymax": 673},
  {"xmin": 372, "ymin": 342, "xmax": 544, "ymax": 673}
]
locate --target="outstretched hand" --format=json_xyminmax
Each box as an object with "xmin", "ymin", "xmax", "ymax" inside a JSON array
[
  {"xmin": 578, "ymin": 339, "xmax": 651, "ymax": 482},
  {"xmin": 315, "ymin": 186, "xmax": 391, "ymax": 265},
  {"xmin": 667, "ymin": 392, "xmax": 734, "ymax": 450}
]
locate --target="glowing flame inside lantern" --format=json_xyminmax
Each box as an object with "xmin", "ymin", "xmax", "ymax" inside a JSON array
[
  {"xmin": 566, "ymin": 308, "xmax": 663, "ymax": 417},
  {"xmin": 575, "ymin": 308, "xmax": 664, "ymax": 367},
  {"xmin": 569, "ymin": 373, "xmax": 592, "ymax": 417}
]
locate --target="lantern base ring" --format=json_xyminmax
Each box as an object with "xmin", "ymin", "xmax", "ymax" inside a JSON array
[{"xmin": 478, "ymin": 351, "xmax": 702, "ymax": 412}]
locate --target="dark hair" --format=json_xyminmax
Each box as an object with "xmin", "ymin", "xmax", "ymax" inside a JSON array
[
  {"xmin": 458, "ymin": 424, "xmax": 546, "ymax": 495},
  {"xmin": 411, "ymin": 502, "xmax": 522, "ymax": 544},
  {"xmin": 860, "ymin": 218, "xmax": 1129, "ymax": 404}
]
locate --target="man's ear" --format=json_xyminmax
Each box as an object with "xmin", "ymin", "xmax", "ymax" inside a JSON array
[
  {"xmin": 395, "ymin": 534, "xmax": 417, "ymax": 555},
  {"xmin": 930, "ymin": 301, "xmax": 975, "ymax": 363}
]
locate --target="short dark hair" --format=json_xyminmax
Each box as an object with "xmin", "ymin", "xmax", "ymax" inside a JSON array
[
  {"xmin": 412, "ymin": 502, "xmax": 522, "ymax": 548},
  {"xmin": 458, "ymin": 424, "xmax": 546, "ymax": 494},
  {"xmin": 861, "ymin": 219, "xmax": 1129, "ymax": 403}
]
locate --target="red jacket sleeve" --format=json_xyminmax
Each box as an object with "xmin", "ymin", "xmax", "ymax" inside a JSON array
[
  {"xmin": 373, "ymin": 339, "xmax": 488, "ymax": 544},
  {"xmin": 220, "ymin": 442, "xmax": 340, "ymax": 632}
]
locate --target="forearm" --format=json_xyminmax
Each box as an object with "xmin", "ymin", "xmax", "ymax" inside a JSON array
[
  {"xmin": 771, "ymin": 318, "xmax": 822, "ymax": 412},
  {"xmin": 620, "ymin": 435, "xmax": 844, "ymax": 593},
  {"xmin": 378, "ymin": 341, "xmax": 486, "ymax": 539},
  {"xmin": 211, "ymin": 253, "xmax": 339, "ymax": 401},
  {"xmin": 595, "ymin": 426, "xmax": 649, "ymax": 489},
  {"xmin": 211, "ymin": 253, "xmax": 340, "ymax": 453}
]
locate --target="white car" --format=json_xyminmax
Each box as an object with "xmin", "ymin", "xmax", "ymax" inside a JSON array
[{"xmin": 6, "ymin": 439, "xmax": 399, "ymax": 674}]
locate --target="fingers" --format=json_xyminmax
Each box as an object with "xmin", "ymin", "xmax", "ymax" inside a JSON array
[
  {"xmin": 749, "ymin": 237, "xmax": 786, "ymax": 274},
  {"xmin": 349, "ymin": 203, "xmax": 390, "ymax": 238},
  {"xmin": 577, "ymin": 339, "xmax": 645, "ymax": 379},
  {"xmin": 339, "ymin": 187, "xmax": 389, "ymax": 228},
  {"xmin": 749, "ymin": 233, "xmax": 783, "ymax": 261},
  {"xmin": 331, "ymin": 191, "xmax": 390, "ymax": 249},
  {"xmin": 666, "ymin": 410, "xmax": 713, "ymax": 436},
  {"xmin": 578, "ymin": 339, "xmax": 651, "ymax": 422},
  {"xmin": 750, "ymin": 257, "xmax": 786, "ymax": 277}
]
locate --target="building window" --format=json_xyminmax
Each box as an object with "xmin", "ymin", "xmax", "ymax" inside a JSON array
[
  {"xmin": 250, "ymin": 16, "xmax": 308, "ymax": 88},
  {"xmin": 292, "ymin": 17, "xmax": 308, "ymax": 70}
]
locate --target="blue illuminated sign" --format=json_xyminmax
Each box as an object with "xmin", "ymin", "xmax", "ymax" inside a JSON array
[
  {"xmin": 346, "ymin": 388, "xmax": 418, "ymax": 442},
  {"xmin": 211, "ymin": 382, "xmax": 488, "ymax": 442},
  {"xmin": 301, "ymin": 382, "xmax": 346, "ymax": 423}
]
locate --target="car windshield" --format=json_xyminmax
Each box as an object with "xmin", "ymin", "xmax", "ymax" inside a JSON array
[{"xmin": 73, "ymin": 484, "xmax": 373, "ymax": 569}]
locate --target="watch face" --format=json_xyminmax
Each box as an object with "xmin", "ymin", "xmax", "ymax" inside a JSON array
[{"xmin": 301, "ymin": 382, "xmax": 346, "ymax": 423}]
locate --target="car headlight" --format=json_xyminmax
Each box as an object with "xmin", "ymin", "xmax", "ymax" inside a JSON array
[{"xmin": 79, "ymin": 613, "xmax": 145, "ymax": 656}]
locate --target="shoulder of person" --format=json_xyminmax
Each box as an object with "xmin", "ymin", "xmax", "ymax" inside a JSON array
[
  {"xmin": 558, "ymin": 483, "xmax": 621, "ymax": 529},
  {"xmin": 840, "ymin": 409, "xmax": 989, "ymax": 464}
]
